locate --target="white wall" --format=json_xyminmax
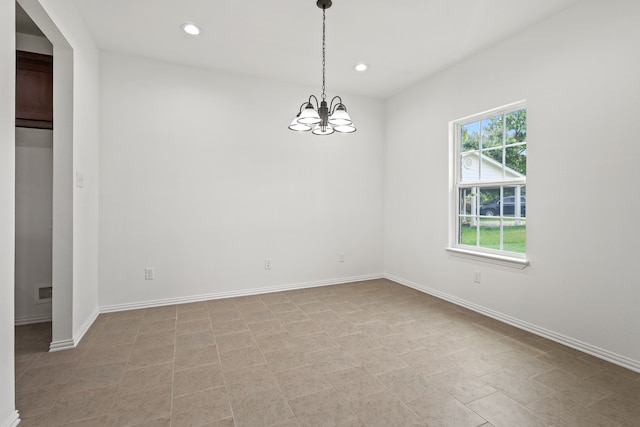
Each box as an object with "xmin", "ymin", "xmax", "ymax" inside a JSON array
[
  {"xmin": 384, "ymin": 0, "xmax": 640, "ymax": 370},
  {"xmin": 15, "ymin": 129, "xmax": 53, "ymax": 325},
  {"xmin": 58, "ymin": 1, "xmax": 101, "ymax": 345},
  {"xmin": 0, "ymin": 1, "xmax": 18, "ymax": 425},
  {"xmin": 98, "ymin": 51, "xmax": 384, "ymax": 308}
]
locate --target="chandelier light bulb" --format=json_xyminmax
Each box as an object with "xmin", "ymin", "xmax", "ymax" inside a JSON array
[
  {"xmin": 312, "ymin": 123, "xmax": 335, "ymax": 135},
  {"xmin": 328, "ymin": 105, "xmax": 352, "ymax": 126},
  {"xmin": 297, "ymin": 104, "xmax": 322, "ymax": 125},
  {"xmin": 334, "ymin": 124, "xmax": 356, "ymax": 133},
  {"xmin": 289, "ymin": 116, "xmax": 312, "ymax": 132}
]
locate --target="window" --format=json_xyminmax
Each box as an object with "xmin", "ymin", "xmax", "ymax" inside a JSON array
[{"xmin": 448, "ymin": 101, "xmax": 528, "ymax": 267}]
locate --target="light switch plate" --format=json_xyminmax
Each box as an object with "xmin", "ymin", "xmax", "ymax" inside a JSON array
[{"xmin": 75, "ymin": 172, "xmax": 85, "ymax": 188}]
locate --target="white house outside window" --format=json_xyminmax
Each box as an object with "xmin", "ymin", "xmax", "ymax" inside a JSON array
[{"xmin": 448, "ymin": 101, "xmax": 528, "ymax": 268}]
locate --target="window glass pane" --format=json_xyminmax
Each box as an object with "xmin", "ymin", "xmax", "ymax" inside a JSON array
[
  {"xmin": 503, "ymin": 187, "xmax": 515, "ymax": 197},
  {"xmin": 459, "ymin": 218, "xmax": 477, "ymax": 246},
  {"xmin": 479, "ymin": 148, "xmax": 504, "ymax": 181},
  {"xmin": 504, "ymin": 220, "xmax": 526, "ymax": 253},
  {"xmin": 460, "ymin": 153, "xmax": 479, "ymax": 182},
  {"xmin": 503, "ymin": 186, "xmax": 526, "ymax": 217},
  {"xmin": 461, "ymin": 121, "xmax": 480, "ymax": 151},
  {"xmin": 506, "ymin": 109, "xmax": 526, "ymax": 143},
  {"xmin": 459, "ymin": 188, "xmax": 477, "ymax": 216},
  {"xmin": 505, "ymin": 145, "xmax": 526, "ymax": 176},
  {"xmin": 503, "ymin": 187, "xmax": 515, "ymax": 216},
  {"xmin": 478, "ymin": 187, "xmax": 500, "ymax": 216},
  {"xmin": 478, "ymin": 218, "xmax": 501, "ymax": 250},
  {"xmin": 481, "ymin": 115, "xmax": 503, "ymax": 149}
]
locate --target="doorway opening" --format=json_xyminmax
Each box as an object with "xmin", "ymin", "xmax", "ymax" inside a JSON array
[{"xmin": 14, "ymin": 2, "xmax": 53, "ymax": 354}]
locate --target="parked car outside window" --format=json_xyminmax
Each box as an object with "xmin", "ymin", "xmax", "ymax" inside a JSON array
[{"xmin": 480, "ymin": 196, "xmax": 526, "ymax": 216}]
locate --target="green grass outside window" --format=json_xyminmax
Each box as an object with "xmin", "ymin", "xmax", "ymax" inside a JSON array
[{"xmin": 460, "ymin": 225, "xmax": 526, "ymax": 253}]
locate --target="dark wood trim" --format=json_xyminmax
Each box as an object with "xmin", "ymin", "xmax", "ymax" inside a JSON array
[{"xmin": 15, "ymin": 118, "xmax": 53, "ymax": 130}]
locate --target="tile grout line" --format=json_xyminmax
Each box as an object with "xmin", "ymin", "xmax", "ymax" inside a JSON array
[
  {"xmin": 169, "ymin": 308, "xmax": 178, "ymax": 427},
  {"xmin": 208, "ymin": 301, "xmax": 235, "ymax": 427}
]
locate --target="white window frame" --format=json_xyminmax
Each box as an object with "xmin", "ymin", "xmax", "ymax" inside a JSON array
[{"xmin": 447, "ymin": 100, "xmax": 529, "ymax": 269}]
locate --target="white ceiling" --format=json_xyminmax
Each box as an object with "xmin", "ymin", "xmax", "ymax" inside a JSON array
[{"xmin": 63, "ymin": 0, "xmax": 580, "ymax": 99}]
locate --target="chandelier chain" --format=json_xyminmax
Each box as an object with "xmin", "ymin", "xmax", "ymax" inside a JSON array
[{"xmin": 321, "ymin": 7, "xmax": 326, "ymax": 101}]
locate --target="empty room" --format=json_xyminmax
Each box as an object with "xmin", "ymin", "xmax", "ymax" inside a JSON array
[{"xmin": 2, "ymin": 0, "xmax": 640, "ymax": 426}]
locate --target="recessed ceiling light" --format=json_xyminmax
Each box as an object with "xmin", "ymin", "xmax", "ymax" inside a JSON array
[
  {"xmin": 354, "ymin": 63, "xmax": 368, "ymax": 72},
  {"xmin": 182, "ymin": 23, "xmax": 201, "ymax": 36}
]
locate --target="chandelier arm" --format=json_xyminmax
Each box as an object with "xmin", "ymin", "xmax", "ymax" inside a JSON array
[
  {"xmin": 329, "ymin": 96, "xmax": 344, "ymax": 113},
  {"xmin": 307, "ymin": 95, "xmax": 320, "ymax": 109}
]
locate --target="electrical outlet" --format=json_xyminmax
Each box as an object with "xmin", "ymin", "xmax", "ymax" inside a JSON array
[
  {"xmin": 474, "ymin": 271, "xmax": 481, "ymax": 283},
  {"xmin": 265, "ymin": 259, "xmax": 272, "ymax": 270},
  {"xmin": 145, "ymin": 267, "xmax": 155, "ymax": 280},
  {"xmin": 339, "ymin": 253, "xmax": 345, "ymax": 262}
]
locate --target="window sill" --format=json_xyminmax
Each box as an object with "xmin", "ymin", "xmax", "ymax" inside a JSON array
[{"xmin": 446, "ymin": 247, "xmax": 529, "ymax": 269}]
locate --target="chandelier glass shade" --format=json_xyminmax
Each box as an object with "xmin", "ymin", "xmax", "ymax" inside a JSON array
[{"xmin": 288, "ymin": 0, "xmax": 356, "ymax": 135}]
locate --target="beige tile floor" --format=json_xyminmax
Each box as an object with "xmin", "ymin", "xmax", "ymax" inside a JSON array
[{"xmin": 14, "ymin": 279, "xmax": 640, "ymax": 427}]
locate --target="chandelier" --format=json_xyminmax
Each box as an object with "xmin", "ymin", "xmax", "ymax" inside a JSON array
[{"xmin": 288, "ymin": 0, "xmax": 356, "ymax": 135}]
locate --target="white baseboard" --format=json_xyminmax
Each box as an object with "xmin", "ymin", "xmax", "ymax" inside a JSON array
[
  {"xmin": 49, "ymin": 338, "xmax": 75, "ymax": 352},
  {"xmin": 73, "ymin": 309, "xmax": 99, "ymax": 346},
  {"xmin": 385, "ymin": 273, "xmax": 640, "ymax": 374},
  {"xmin": 45, "ymin": 310, "xmax": 98, "ymax": 352},
  {"xmin": 1, "ymin": 410, "xmax": 20, "ymax": 427},
  {"xmin": 100, "ymin": 274, "xmax": 385, "ymax": 313},
  {"xmin": 14, "ymin": 314, "xmax": 52, "ymax": 326}
]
